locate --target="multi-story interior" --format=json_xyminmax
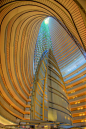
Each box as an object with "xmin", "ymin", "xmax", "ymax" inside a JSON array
[{"xmin": 0, "ymin": 0, "xmax": 86, "ymax": 128}]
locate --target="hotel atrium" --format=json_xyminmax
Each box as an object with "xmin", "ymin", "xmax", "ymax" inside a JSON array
[{"xmin": 0, "ymin": 0, "xmax": 86, "ymax": 128}]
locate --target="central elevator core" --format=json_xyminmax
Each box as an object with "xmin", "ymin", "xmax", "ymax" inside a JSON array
[{"xmin": 31, "ymin": 49, "xmax": 72, "ymax": 125}]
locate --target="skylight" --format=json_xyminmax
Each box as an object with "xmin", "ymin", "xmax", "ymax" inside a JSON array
[{"xmin": 44, "ymin": 17, "xmax": 49, "ymax": 24}]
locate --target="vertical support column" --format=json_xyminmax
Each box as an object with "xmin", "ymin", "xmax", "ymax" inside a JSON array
[
  {"xmin": 42, "ymin": 69, "xmax": 47, "ymax": 120},
  {"xmin": 34, "ymin": 81, "xmax": 36, "ymax": 119}
]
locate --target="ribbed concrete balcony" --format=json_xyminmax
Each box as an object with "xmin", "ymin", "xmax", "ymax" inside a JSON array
[
  {"xmin": 71, "ymin": 109, "xmax": 86, "ymax": 114},
  {"xmin": 73, "ymin": 115, "xmax": 86, "ymax": 120},
  {"xmin": 66, "ymin": 82, "xmax": 86, "ymax": 92},
  {"xmin": 68, "ymin": 88, "xmax": 86, "ymax": 97},
  {"xmin": 71, "ymin": 102, "xmax": 86, "ymax": 108},
  {"xmin": 73, "ymin": 122, "xmax": 86, "ymax": 127},
  {"xmin": 69, "ymin": 95, "xmax": 86, "ymax": 102}
]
